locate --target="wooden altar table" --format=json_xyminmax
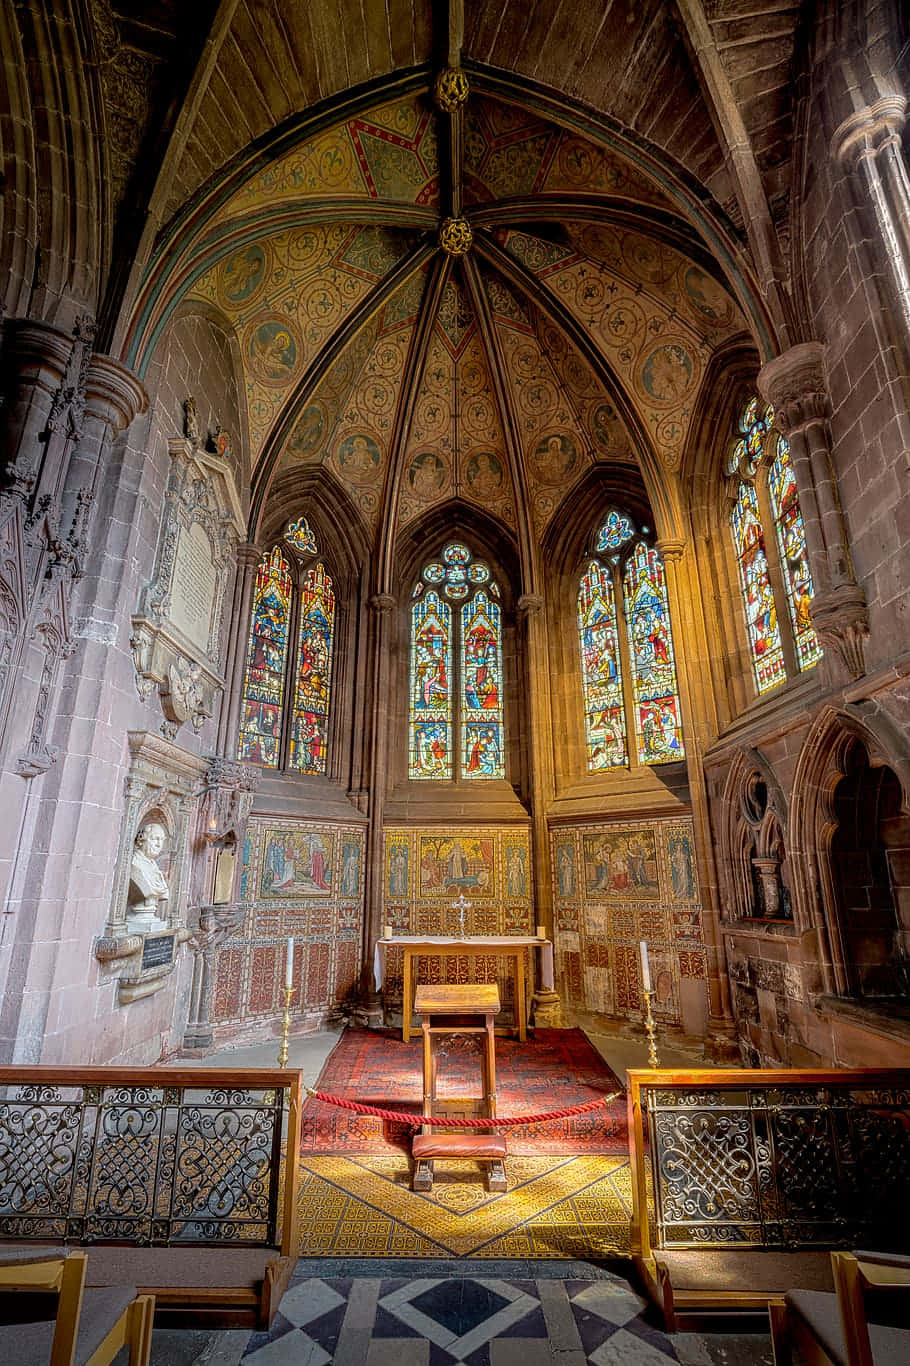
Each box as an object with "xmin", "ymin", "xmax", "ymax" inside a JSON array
[{"xmin": 372, "ymin": 935, "xmax": 555, "ymax": 1043}]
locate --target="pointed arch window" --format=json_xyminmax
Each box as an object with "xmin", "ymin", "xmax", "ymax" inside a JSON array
[
  {"xmin": 727, "ymin": 397, "xmax": 821, "ymax": 694},
  {"xmin": 409, "ymin": 543, "xmax": 505, "ymax": 780},
  {"xmin": 237, "ymin": 518, "xmax": 336, "ymax": 774},
  {"xmin": 578, "ymin": 512, "xmax": 685, "ymax": 771}
]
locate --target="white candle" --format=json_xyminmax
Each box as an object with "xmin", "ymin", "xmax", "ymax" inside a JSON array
[
  {"xmin": 536, "ymin": 924, "xmax": 546, "ymax": 941},
  {"xmin": 382, "ymin": 924, "xmax": 392, "ymax": 940},
  {"xmin": 285, "ymin": 937, "xmax": 294, "ymax": 990},
  {"xmin": 639, "ymin": 939, "xmax": 652, "ymax": 992}
]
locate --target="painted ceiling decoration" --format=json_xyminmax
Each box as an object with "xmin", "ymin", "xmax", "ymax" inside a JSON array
[{"xmin": 133, "ymin": 38, "xmax": 758, "ymax": 550}]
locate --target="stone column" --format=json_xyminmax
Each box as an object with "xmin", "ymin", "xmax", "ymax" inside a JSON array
[
  {"xmin": 832, "ymin": 95, "xmax": 910, "ymax": 345},
  {"xmin": 758, "ymin": 342, "xmax": 868, "ymax": 682},
  {"xmin": 517, "ymin": 592, "xmax": 560, "ymax": 1027},
  {"xmin": 657, "ymin": 537, "xmax": 737, "ymax": 1054},
  {"xmin": 0, "ymin": 319, "xmax": 75, "ymax": 503},
  {"xmin": 216, "ymin": 542, "xmax": 262, "ymax": 758},
  {"xmin": 358, "ymin": 591, "xmax": 396, "ymax": 1026}
]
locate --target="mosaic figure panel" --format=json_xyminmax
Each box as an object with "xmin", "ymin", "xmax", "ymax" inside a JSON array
[
  {"xmin": 769, "ymin": 436, "xmax": 822, "ymax": 672},
  {"xmin": 551, "ymin": 818, "xmax": 704, "ymax": 1027},
  {"xmin": 212, "ymin": 819, "xmax": 365, "ymax": 1029},
  {"xmin": 382, "ymin": 826, "xmax": 534, "ymax": 1008},
  {"xmin": 622, "ymin": 542, "xmax": 685, "ymax": 763},
  {"xmin": 290, "ymin": 563, "xmax": 335, "ymax": 775},
  {"xmin": 237, "ymin": 547, "xmax": 292, "ymax": 768}
]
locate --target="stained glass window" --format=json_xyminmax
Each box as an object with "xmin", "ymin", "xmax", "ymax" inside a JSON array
[
  {"xmin": 768, "ymin": 436, "xmax": 822, "ymax": 671},
  {"xmin": 462, "ymin": 590, "xmax": 505, "ymax": 779},
  {"xmin": 731, "ymin": 480, "xmax": 787, "ymax": 693},
  {"xmin": 409, "ymin": 590, "xmax": 453, "ymax": 779},
  {"xmin": 290, "ymin": 562, "xmax": 335, "ymax": 774},
  {"xmin": 623, "ymin": 541, "xmax": 685, "ymax": 764},
  {"xmin": 595, "ymin": 510, "xmax": 635, "ymax": 553},
  {"xmin": 285, "ymin": 516, "xmax": 318, "ymax": 556},
  {"xmin": 237, "ymin": 547, "xmax": 293, "ymax": 768},
  {"xmin": 578, "ymin": 562, "xmax": 627, "ymax": 770}
]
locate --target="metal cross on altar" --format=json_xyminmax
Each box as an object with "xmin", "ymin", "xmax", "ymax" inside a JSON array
[{"xmin": 450, "ymin": 893, "xmax": 472, "ymax": 938}]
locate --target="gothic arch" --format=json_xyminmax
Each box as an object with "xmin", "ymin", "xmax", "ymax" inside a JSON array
[
  {"xmin": 717, "ymin": 747, "xmax": 790, "ymax": 924},
  {"xmin": 789, "ymin": 703, "xmax": 910, "ymax": 995}
]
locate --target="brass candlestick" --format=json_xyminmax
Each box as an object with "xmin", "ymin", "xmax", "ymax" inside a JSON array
[
  {"xmin": 277, "ymin": 984, "xmax": 293, "ymax": 1068},
  {"xmin": 642, "ymin": 987, "xmax": 660, "ymax": 1068}
]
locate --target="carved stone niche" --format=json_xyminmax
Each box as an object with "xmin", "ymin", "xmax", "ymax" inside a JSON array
[
  {"xmin": 131, "ymin": 436, "xmax": 245, "ymax": 738},
  {"xmin": 95, "ymin": 731, "xmax": 207, "ymax": 1004}
]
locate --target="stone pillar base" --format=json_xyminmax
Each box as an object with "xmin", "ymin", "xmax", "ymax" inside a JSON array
[{"xmin": 531, "ymin": 990, "xmax": 562, "ymax": 1028}]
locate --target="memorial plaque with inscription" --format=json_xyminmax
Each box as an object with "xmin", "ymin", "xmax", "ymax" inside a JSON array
[
  {"xmin": 142, "ymin": 934, "xmax": 176, "ymax": 970},
  {"xmin": 169, "ymin": 522, "xmax": 218, "ymax": 651}
]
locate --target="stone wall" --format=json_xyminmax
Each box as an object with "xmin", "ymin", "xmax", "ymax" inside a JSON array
[{"xmin": 549, "ymin": 816, "xmax": 707, "ymax": 1038}]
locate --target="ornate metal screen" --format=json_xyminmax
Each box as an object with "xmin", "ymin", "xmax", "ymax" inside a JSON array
[
  {"xmin": 0, "ymin": 1077, "xmax": 289, "ymax": 1246},
  {"xmin": 644, "ymin": 1080, "xmax": 910, "ymax": 1250}
]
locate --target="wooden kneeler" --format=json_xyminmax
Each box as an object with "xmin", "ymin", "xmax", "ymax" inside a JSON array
[{"xmin": 412, "ymin": 984, "xmax": 507, "ymax": 1193}]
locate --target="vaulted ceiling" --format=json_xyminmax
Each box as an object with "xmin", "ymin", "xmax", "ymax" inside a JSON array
[{"xmin": 104, "ymin": 1, "xmax": 815, "ymax": 558}]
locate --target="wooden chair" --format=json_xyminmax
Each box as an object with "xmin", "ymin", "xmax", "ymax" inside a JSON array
[
  {"xmin": 769, "ymin": 1251, "xmax": 910, "ymax": 1366},
  {"xmin": 0, "ymin": 1250, "xmax": 155, "ymax": 1365}
]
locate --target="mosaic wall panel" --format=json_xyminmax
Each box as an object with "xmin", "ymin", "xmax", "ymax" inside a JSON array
[
  {"xmin": 212, "ymin": 818, "xmax": 365, "ymax": 1027},
  {"xmin": 550, "ymin": 817, "xmax": 704, "ymax": 1026},
  {"xmin": 382, "ymin": 825, "xmax": 533, "ymax": 1009}
]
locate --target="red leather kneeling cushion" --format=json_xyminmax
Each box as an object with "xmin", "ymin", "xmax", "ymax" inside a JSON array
[{"xmin": 412, "ymin": 1132, "xmax": 508, "ymax": 1160}]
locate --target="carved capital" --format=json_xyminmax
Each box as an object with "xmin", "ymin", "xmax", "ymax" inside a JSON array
[
  {"xmin": 758, "ymin": 343, "xmax": 829, "ymax": 435},
  {"xmin": 655, "ymin": 537, "xmax": 686, "ymax": 562},
  {"xmin": 83, "ymin": 356, "xmax": 148, "ymax": 433},
  {"xmin": 517, "ymin": 593, "xmax": 544, "ymax": 617},
  {"xmin": 832, "ymin": 94, "xmax": 907, "ymax": 167},
  {"xmin": 811, "ymin": 583, "xmax": 869, "ymax": 682},
  {"xmin": 370, "ymin": 592, "xmax": 396, "ymax": 615},
  {"xmin": 236, "ymin": 541, "xmax": 263, "ymax": 571}
]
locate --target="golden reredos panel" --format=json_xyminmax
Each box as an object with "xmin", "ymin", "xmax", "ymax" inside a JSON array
[
  {"xmin": 501, "ymin": 222, "xmax": 745, "ymax": 471},
  {"xmin": 217, "ymin": 92, "xmax": 439, "ymax": 223},
  {"xmin": 187, "ymin": 224, "xmax": 415, "ymax": 459},
  {"xmin": 276, "ymin": 266, "xmax": 429, "ymax": 531}
]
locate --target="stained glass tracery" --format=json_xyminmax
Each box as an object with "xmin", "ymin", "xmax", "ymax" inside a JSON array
[
  {"xmin": 731, "ymin": 480, "xmax": 786, "ymax": 693},
  {"xmin": 578, "ymin": 561, "xmax": 627, "ymax": 770},
  {"xmin": 595, "ymin": 510, "xmax": 635, "ymax": 553},
  {"xmin": 768, "ymin": 436, "xmax": 822, "ymax": 671},
  {"xmin": 285, "ymin": 516, "xmax": 318, "ymax": 556},
  {"xmin": 623, "ymin": 542, "xmax": 685, "ymax": 763},
  {"xmin": 237, "ymin": 547, "xmax": 293, "ymax": 767},
  {"xmin": 290, "ymin": 562, "xmax": 335, "ymax": 774},
  {"xmin": 462, "ymin": 590, "xmax": 505, "ymax": 779}
]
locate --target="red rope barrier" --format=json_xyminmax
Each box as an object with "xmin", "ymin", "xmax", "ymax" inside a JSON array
[{"xmin": 304, "ymin": 1086, "xmax": 622, "ymax": 1129}]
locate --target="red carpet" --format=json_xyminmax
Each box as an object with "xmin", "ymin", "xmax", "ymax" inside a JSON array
[{"xmin": 300, "ymin": 1026, "xmax": 627, "ymax": 1155}]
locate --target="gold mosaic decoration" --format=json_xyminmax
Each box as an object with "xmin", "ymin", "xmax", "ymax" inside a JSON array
[{"xmin": 435, "ymin": 67, "xmax": 470, "ymax": 113}]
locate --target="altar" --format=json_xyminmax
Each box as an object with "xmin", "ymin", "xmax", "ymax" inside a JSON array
[{"xmin": 372, "ymin": 934, "xmax": 555, "ymax": 1042}]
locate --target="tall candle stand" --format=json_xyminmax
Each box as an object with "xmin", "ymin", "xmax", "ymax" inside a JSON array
[
  {"xmin": 277, "ymin": 985, "xmax": 293, "ymax": 1068},
  {"xmin": 641, "ymin": 987, "xmax": 660, "ymax": 1068}
]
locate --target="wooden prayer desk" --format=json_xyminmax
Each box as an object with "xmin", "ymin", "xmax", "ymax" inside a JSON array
[
  {"xmin": 412, "ymin": 983, "xmax": 506, "ymax": 1193},
  {"xmin": 373, "ymin": 935, "xmax": 555, "ymax": 1043}
]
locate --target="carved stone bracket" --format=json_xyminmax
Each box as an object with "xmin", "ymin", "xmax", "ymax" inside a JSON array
[
  {"xmin": 758, "ymin": 343, "xmax": 828, "ymax": 435},
  {"xmin": 810, "ymin": 583, "xmax": 870, "ymax": 683},
  {"xmin": 131, "ymin": 436, "xmax": 245, "ymax": 733},
  {"xmin": 95, "ymin": 731, "xmax": 208, "ymax": 1005}
]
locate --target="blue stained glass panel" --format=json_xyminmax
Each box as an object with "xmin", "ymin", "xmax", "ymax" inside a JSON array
[
  {"xmin": 237, "ymin": 547, "xmax": 293, "ymax": 767},
  {"xmin": 285, "ymin": 516, "xmax": 318, "ymax": 555},
  {"xmin": 623, "ymin": 542, "xmax": 686, "ymax": 764},
  {"xmin": 769, "ymin": 437, "xmax": 822, "ymax": 672},
  {"xmin": 595, "ymin": 510, "xmax": 635, "ymax": 553},
  {"xmin": 289, "ymin": 562, "xmax": 335, "ymax": 774},
  {"xmin": 578, "ymin": 561, "xmax": 627, "ymax": 770},
  {"xmin": 461, "ymin": 590, "xmax": 505, "ymax": 779},
  {"xmin": 731, "ymin": 481, "xmax": 786, "ymax": 693},
  {"xmin": 409, "ymin": 590, "xmax": 452, "ymax": 779}
]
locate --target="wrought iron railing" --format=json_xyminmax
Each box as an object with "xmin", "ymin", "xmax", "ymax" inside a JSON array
[
  {"xmin": 0, "ymin": 1067, "xmax": 302, "ymax": 1251},
  {"xmin": 628, "ymin": 1068, "xmax": 910, "ymax": 1256}
]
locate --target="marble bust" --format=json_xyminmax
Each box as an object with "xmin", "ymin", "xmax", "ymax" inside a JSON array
[{"xmin": 127, "ymin": 822, "xmax": 170, "ymax": 933}]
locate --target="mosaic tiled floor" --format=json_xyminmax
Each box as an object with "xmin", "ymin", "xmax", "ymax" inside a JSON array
[
  {"xmin": 240, "ymin": 1271, "xmax": 679, "ymax": 1364},
  {"xmin": 297, "ymin": 1155, "xmax": 633, "ymax": 1259}
]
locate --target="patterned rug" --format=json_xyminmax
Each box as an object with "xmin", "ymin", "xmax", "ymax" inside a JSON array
[
  {"xmin": 295, "ymin": 1154, "xmax": 634, "ymax": 1259},
  {"xmin": 300, "ymin": 1026, "xmax": 626, "ymax": 1155}
]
